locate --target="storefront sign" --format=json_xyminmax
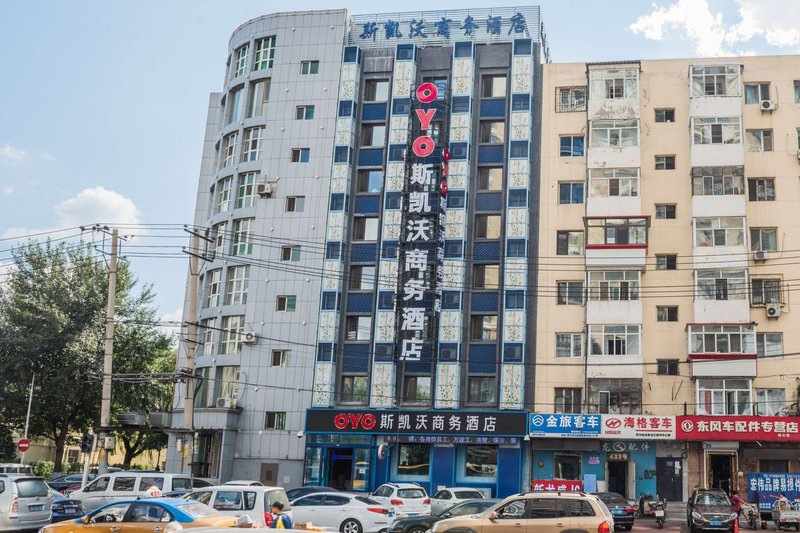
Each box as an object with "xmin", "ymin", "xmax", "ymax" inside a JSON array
[
  {"xmin": 749, "ymin": 473, "xmax": 800, "ymax": 510},
  {"xmin": 607, "ymin": 452, "xmax": 629, "ymax": 461},
  {"xmin": 385, "ymin": 434, "xmax": 519, "ymax": 445},
  {"xmin": 531, "ymin": 480, "xmax": 583, "ymax": 492},
  {"xmin": 601, "ymin": 415, "xmax": 676, "ymax": 440},
  {"xmin": 529, "ymin": 414, "xmax": 601, "ymax": 438},
  {"xmin": 354, "ymin": 11, "xmax": 529, "ymax": 42},
  {"xmin": 307, "ymin": 409, "xmax": 527, "ymax": 436},
  {"xmin": 601, "ymin": 441, "xmax": 651, "ymax": 452},
  {"xmin": 677, "ymin": 416, "xmax": 800, "ymax": 441}
]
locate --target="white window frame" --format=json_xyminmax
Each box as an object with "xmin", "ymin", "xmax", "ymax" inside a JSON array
[
  {"xmin": 692, "ymin": 117, "xmax": 741, "ymax": 145},
  {"xmin": 286, "ymin": 196, "xmax": 305, "ymax": 213},
  {"xmin": 276, "ymin": 295, "xmax": 297, "ymax": 312},
  {"xmin": 215, "ymin": 177, "xmax": 233, "ymax": 214},
  {"xmin": 296, "ymin": 105, "xmax": 315, "ymax": 120},
  {"xmin": 280, "ymin": 245, "xmax": 301, "ymax": 261},
  {"xmin": 556, "ymin": 333, "xmax": 584, "ymax": 358},
  {"xmin": 695, "ymin": 269, "xmax": 748, "ymax": 301},
  {"xmin": 222, "ymin": 132, "xmax": 238, "ymax": 168},
  {"xmin": 300, "ymin": 60, "xmax": 319, "ymax": 75},
  {"xmin": 744, "ymin": 83, "xmax": 770, "ymax": 104},
  {"xmin": 590, "ymin": 119, "xmax": 639, "ymax": 148},
  {"xmin": 264, "ymin": 412, "xmax": 287, "ymax": 429},
  {"xmin": 756, "ymin": 332, "xmax": 783, "ymax": 358},
  {"xmin": 756, "ymin": 389, "xmax": 785, "ymax": 416},
  {"xmin": 236, "ymin": 172, "xmax": 258, "ymax": 208},
  {"xmin": 253, "ymin": 36, "xmax": 276, "ymax": 70},
  {"xmin": 346, "ymin": 316, "xmax": 372, "ymax": 340},
  {"xmin": 688, "ymin": 324, "xmax": 756, "ymax": 354},
  {"xmin": 690, "ymin": 65, "xmax": 740, "ymax": 97},
  {"xmin": 589, "ymin": 68, "xmax": 638, "ymax": 99},
  {"xmin": 696, "ymin": 379, "xmax": 751, "ymax": 415},
  {"xmin": 748, "ymin": 178, "xmax": 775, "ymax": 202},
  {"xmin": 221, "ymin": 315, "xmax": 245, "ymax": 354},
  {"xmin": 202, "ymin": 318, "xmax": 217, "ymax": 356},
  {"xmin": 555, "ymin": 388, "xmax": 583, "ymax": 414},
  {"xmin": 750, "ymin": 227, "xmax": 778, "ymax": 252},
  {"xmin": 248, "ymin": 79, "xmax": 270, "ymax": 118},
  {"xmin": 693, "ymin": 217, "xmax": 745, "ymax": 248},
  {"xmin": 225, "ymin": 265, "xmax": 249, "ymax": 306},
  {"xmin": 215, "ymin": 366, "xmax": 240, "ymax": 403},
  {"xmin": 271, "ymin": 349, "xmax": 290, "ymax": 367},
  {"xmin": 556, "ymin": 86, "xmax": 587, "ymax": 112},
  {"xmin": 212, "ymin": 222, "xmax": 226, "ymax": 257},
  {"xmin": 557, "ymin": 281, "xmax": 584, "ymax": 305},
  {"xmin": 231, "ymin": 218, "xmax": 254, "ymax": 256},
  {"xmin": 589, "ymin": 324, "xmax": 641, "ymax": 356},
  {"xmin": 232, "ymin": 45, "xmax": 248, "ymax": 78},
  {"xmin": 692, "ymin": 173, "xmax": 744, "ymax": 196},
  {"xmin": 751, "ymin": 277, "xmax": 782, "ymax": 306},
  {"xmin": 746, "ymin": 129, "xmax": 773, "ymax": 152},
  {"xmin": 556, "ymin": 230, "xmax": 584, "ymax": 256},
  {"xmin": 205, "ymin": 268, "xmax": 222, "ymax": 308},
  {"xmin": 588, "ymin": 168, "xmax": 639, "ymax": 198},
  {"xmin": 588, "ymin": 271, "xmax": 640, "ymax": 301},
  {"xmin": 226, "ymin": 87, "xmax": 242, "ymax": 124},
  {"xmin": 241, "ymin": 127, "xmax": 264, "ymax": 162}
]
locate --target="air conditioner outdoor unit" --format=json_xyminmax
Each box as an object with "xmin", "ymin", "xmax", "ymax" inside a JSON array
[
  {"xmin": 257, "ymin": 182, "xmax": 273, "ymax": 198},
  {"xmin": 242, "ymin": 331, "xmax": 257, "ymax": 344},
  {"xmin": 118, "ymin": 412, "xmax": 146, "ymax": 426},
  {"xmin": 760, "ymin": 100, "xmax": 777, "ymax": 111},
  {"xmin": 216, "ymin": 397, "xmax": 232, "ymax": 409},
  {"xmin": 753, "ymin": 250, "xmax": 768, "ymax": 262},
  {"xmin": 149, "ymin": 412, "xmax": 172, "ymax": 428},
  {"xmin": 766, "ymin": 303, "xmax": 781, "ymax": 318}
]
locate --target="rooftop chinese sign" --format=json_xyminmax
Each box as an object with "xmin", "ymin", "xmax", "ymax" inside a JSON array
[
  {"xmin": 677, "ymin": 416, "xmax": 800, "ymax": 441},
  {"xmin": 601, "ymin": 415, "xmax": 676, "ymax": 440},
  {"xmin": 529, "ymin": 413, "xmax": 602, "ymax": 438}
]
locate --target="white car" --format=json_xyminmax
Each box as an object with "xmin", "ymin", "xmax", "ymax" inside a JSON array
[
  {"xmin": 185, "ymin": 485, "xmax": 292, "ymax": 527},
  {"xmin": 370, "ymin": 483, "xmax": 430, "ymax": 518},
  {"xmin": 290, "ymin": 492, "xmax": 392, "ymax": 533},
  {"xmin": 429, "ymin": 488, "xmax": 485, "ymax": 515}
]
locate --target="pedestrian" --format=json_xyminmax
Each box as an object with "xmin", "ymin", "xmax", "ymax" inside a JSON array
[
  {"xmin": 270, "ymin": 501, "xmax": 293, "ymax": 529},
  {"xmin": 732, "ymin": 491, "xmax": 747, "ymax": 522}
]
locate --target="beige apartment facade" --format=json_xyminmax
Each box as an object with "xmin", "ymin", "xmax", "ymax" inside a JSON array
[{"xmin": 535, "ymin": 56, "xmax": 800, "ymax": 502}]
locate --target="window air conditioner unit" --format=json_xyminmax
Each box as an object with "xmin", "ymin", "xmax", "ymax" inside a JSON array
[
  {"xmin": 753, "ymin": 250, "xmax": 768, "ymax": 262},
  {"xmin": 766, "ymin": 303, "xmax": 781, "ymax": 318},
  {"xmin": 242, "ymin": 331, "xmax": 257, "ymax": 344},
  {"xmin": 760, "ymin": 100, "xmax": 777, "ymax": 111},
  {"xmin": 216, "ymin": 397, "xmax": 232, "ymax": 408},
  {"xmin": 257, "ymin": 182, "xmax": 273, "ymax": 198},
  {"xmin": 118, "ymin": 412, "xmax": 146, "ymax": 426}
]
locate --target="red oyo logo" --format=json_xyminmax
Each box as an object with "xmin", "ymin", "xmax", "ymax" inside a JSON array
[{"xmin": 333, "ymin": 412, "xmax": 377, "ymax": 431}]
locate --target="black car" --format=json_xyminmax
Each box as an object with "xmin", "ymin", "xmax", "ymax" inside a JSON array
[
  {"xmin": 594, "ymin": 492, "xmax": 635, "ymax": 531},
  {"xmin": 387, "ymin": 498, "xmax": 499, "ymax": 533},
  {"xmin": 48, "ymin": 474, "xmax": 96, "ymax": 492},
  {"xmin": 687, "ymin": 489, "xmax": 737, "ymax": 533},
  {"xmin": 286, "ymin": 485, "xmax": 340, "ymax": 501}
]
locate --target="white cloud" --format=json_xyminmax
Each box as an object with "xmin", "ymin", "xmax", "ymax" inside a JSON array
[
  {"xmin": 1, "ymin": 185, "xmax": 12, "ymax": 196},
  {"xmin": 0, "ymin": 143, "xmax": 27, "ymax": 165},
  {"xmin": 160, "ymin": 308, "xmax": 184, "ymax": 324},
  {"xmin": 38, "ymin": 151, "xmax": 56, "ymax": 162},
  {"xmin": 2, "ymin": 186, "xmax": 141, "ymax": 239}
]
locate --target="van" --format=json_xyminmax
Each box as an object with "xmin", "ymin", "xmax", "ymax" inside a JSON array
[
  {"xmin": 185, "ymin": 485, "xmax": 292, "ymax": 527},
  {"xmin": 69, "ymin": 471, "xmax": 192, "ymax": 512},
  {"xmin": 0, "ymin": 464, "xmax": 34, "ymax": 475},
  {"xmin": 0, "ymin": 474, "xmax": 53, "ymax": 531}
]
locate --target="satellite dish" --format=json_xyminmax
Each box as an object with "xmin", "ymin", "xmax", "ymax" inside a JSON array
[{"xmin": 377, "ymin": 443, "xmax": 388, "ymax": 460}]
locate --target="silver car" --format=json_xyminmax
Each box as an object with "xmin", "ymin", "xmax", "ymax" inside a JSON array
[{"xmin": 0, "ymin": 474, "xmax": 53, "ymax": 531}]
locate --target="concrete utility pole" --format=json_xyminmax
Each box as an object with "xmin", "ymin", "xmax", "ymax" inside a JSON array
[
  {"xmin": 98, "ymin": 229, "xmax": 119, "ymax": 474},
  {"xmin": 182, "ymin": 231, "xmax": 200, "ymax": 474},
  {"xmin": 20, "ymin": 373, "xmax": 34, "ymax": 463}
]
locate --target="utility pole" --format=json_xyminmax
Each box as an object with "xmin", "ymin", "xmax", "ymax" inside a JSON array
[
  {"xmin": 98, "ymin": 229, "xmax": 119, "ymax": 474},
  {"xmin": 182, "ymin": 231, "xmax": 200, "ymax": 475},
  {"xmin": 20, "ymin": 373, "xmax": 34, "ymax": 463}
]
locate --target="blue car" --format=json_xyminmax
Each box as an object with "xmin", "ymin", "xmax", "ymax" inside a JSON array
[{"xmin": 48, "ymin": 487, "xmax": 84, "ymax": 523}]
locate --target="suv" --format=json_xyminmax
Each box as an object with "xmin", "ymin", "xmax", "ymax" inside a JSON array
[
  {"xmin": 687, "ymin": 489, "xmax": 737, "ymax": 533},
  {"xmin": 0, "ymin": 474, "xmax": 53, "ymax": 531},
  {"xmin": 371, "ymin": 483, "xmax": 431, "ymax": 517},
  {"xmin": 432, "ymin": 491, "xmax": 613, "ymax": 533}
]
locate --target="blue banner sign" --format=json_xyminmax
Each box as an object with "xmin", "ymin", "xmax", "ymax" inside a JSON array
[
  {"xmin": 748, "ymin": 473, "xmax": 800, "ymax": 510},
  {"xmin": 529, "ymin": 413, "xmax": 602, "ymax": 438}
]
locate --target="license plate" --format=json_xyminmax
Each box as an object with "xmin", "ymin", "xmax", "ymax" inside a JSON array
[
  {"xmin": 613, "ymin": 510, "xmax": 623, "ymax": 515},
  {"xmin": 655, "ymin": 510, "xmax": 665, "ymax": 517},
  {"xmin": 65, "ymin": 507, "xmax": 80, "ymax": 513},
  {"xmin": 710, "ymin": 521, "xmax": 722, "ymax": 526},
  {"xmin": 388, "ymin": 512, "xmax": 395, "ymax": 518},
  {"xmin": 29, "ymin": 505, "xmax": 43, "ymax": 512}
]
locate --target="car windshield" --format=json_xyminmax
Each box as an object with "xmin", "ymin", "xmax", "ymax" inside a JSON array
[
  {"xmin": 15, "ymin": 479, "xmax": 50, "ymax": 497},
  {"xmin": 698, "ymin": 493, "xmax": 730, "ymax": 506},
  {"xmin": 599, "ymin": 494, "xmax": 628, "ymax": 505},
  {"xmin": 454, "ymin": 491, "xmax": 484, "ymax": 499},
  {"xmin": 176, "ymin": 502, "xmax": 223, "ymax": 518},
  {"xmin": 398, "ymin": 489, "xmax": 426, "ymax": 499}
]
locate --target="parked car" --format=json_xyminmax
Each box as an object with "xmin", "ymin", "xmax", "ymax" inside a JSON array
[
  {"xmin": 291, "ymin": 492, "xmax": 392, "ymax": 533},
  {"xmin": 687, "ymin": 489, "xmax": 737, "ymax": 533},
  {"xmin": 388, "ymin": 498, "xmax": 499, "ymax": 533},
  {"xmin": 432, "ymin": 491, "xmax": 614, "ymax": 533},
  {"xmin": 371, "ymin": 483, "xmax": 431, "ymax": 518},
  {"xmin": 0, "ymin": 474, "xmax": 54, "ymax": 531},
  {"xmin": 49, "ymin": 486, "xmax": 84, "ymax": 523},
  {"xmin": 38, "ymin": 497, "xmax": 251, "ymax": 532},
  {"xmin": 49, "ymin": 474, "xmax": 96, "ymax": 492},
  {"xmin": 594, "ymin": 492, "xmax": 635, "ymax": 531},
  {"xmin": 185, "ymin": 485, "xmax": 292, "ymax": 527},
  {"xmin": 224, "ymin": 480, "xmax": 265, "ymax": 486},
  {"xmin": 286, "ymin": 485, "xmax": 340, "ymax": 501},
  {"xmin": 430, "ymin": 488, "xmax": 485, "ymax": 515},
  {"xmin": 68, "ymin": 471, "xmax": 192, "ymax": 512},
  {"xmin": 0, "ymin": 464, "xmax": 34, "ymax": 475}
]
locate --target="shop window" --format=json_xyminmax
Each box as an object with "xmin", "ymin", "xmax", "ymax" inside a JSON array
[
  {"xmin": 397, "ymin": 443, "xmax": 430, "ymax": 476},
  {"xmin": 554, "ymin": 452, "xmax": 581, "ymax": 480},
  {"xmin": 465, "ymin": 445, "xmax": 497, "ymax": 477}
]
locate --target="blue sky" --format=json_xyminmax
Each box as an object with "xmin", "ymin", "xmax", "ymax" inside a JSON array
[{"xmin": 1, "ymin": 0, "xmax": 799, "ymax": 321}]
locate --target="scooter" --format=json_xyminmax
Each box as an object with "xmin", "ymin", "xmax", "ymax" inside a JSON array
[{"xmin": 653, "ymin": 499, "xmax": 667, "ymax": 529}]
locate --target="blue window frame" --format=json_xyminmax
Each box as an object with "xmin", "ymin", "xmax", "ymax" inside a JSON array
[
  {"xmin": 508, "ymin": 189, "xmax": 527, "ymax": 207},
  {"xmin": 505, "ymin": 291, "xmax": 525, "ymax": 309},
  {"xmin": 507, "ymin": 239, "xmax": 526, "ymax": 258},
  {"xmin": 511, "ymin": 94, "xmax": 530, "ymax": 111},
  {"xmin": 560, "ymin": 135, "xmax": 584, "ymax": 157},
  {"xmin": 325, "ymin": 242, "xmax": 341, "ymax": 260}
]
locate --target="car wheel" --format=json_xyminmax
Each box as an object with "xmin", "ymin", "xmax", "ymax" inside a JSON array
[
  {"xmin": 341, "ymin": 519, "xmax": 363, "ymax": 533},
  {"xmin": 623, "ymin": 525, "xmax": 633, "ymax": 531},
  {"xmin": 408, "ymin": 527, "xmax": 427, "ymax": 533}
]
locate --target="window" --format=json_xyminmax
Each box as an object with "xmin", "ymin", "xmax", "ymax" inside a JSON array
[
  {"xmin": 232, "ymin": 45, "xmax": 248, "ymax": 78},
  {"xmin": 478, "ymin": 167, "xmax": 503, "ymax": 191},
  {"xmin": 692, "ymin": 117, "xmax": 741, "ymax": 144},
  {"xmin": 286, "ymin": 196, "xmax": 305, "ymax": 212},
  {"xmin": 691, "ymin": 65, "xmax": 740, "ymax": 96},
  {"xmin": 364, "ymin": 79, "xmax": 390, "ymax": 102},
  {"xmin": 479, "ymin": 121, "xmax": 505, "ymax": 143},
  {"xmin": 357, "ymin": 170, "xmax": 383, "ymax": 192},
  {"xmin": 697, "ymin": 379, "xmax": 751, "ymax": 415},
  {"xmin": 554, "ymin": 453, "xmax": 582, "ymax": 480},
  {"xmin": 588, "ymin": 378, "xmax": 642, "ymax": 414},
  {"xmin": 291, "ymin": 148, "xmax": 310, "ymax": 163},
  {"xmin": 692, "ymin": 169, "xmax": 745, "ymax": 196},
  {"xmin": 756, "ymin": 389, "xmax": 785, "ymax": 416},
  {"xmin": 656, "ymin": 254, "xmax": 677, "ymax": 270},
  {"xmin": 403, "ymin": 376, "xmax": 431, "ymax": 404},
  {"xmin": 280, "ymin": 245, "xmax": 300, "ymax": 261},
  {"xmin": 341, "ymin": 376, "xmax": 368, "ymax": 403},
  {"xmin": 345, "ymin": 316, "xmax": 371, "ymax": 340},
  {"xmin": 588, "ymin": 271, "xmax": 639, "ymax": 301},
  {"xmin": 247, "ymin": 79, "xmax": 270, "ymax": 117},
  {"xmin": 212, "ymin": 222, "xmax": 226, "ymax": 257},
  {"xmin": 590, "ymin": 68, "xmax": 638, "ymax": 99},
  {"xmin": 194, "ymin": 368, "xmax": 210, "ymax": 407},
  {"xmin": 588, "ymin": 168, "xmax": 638, "ymax": 197},
  {"xmin": 350, "ymin": 265, "xmax": 376, "ymax": 291},
  {"xmin": 655, "ymin": 155, "xmax": 676, "ymax": 170},
  {"xmin": 655, "ymin": 108, "xmax": 675, "ymax": 123},
  {"xmin": 241, "ymin": 127, "xmax": 263, "ymax": 162},
  {"xmin": 750, "ymin": 228, "xmax": 778, "ymax": 252},
  {"xmin": 655, "ymin": 204, "xmax": 676, "ymax": 219},
  {"xmin": 215, "ymin": 176, "xmax": 233, "ymax": 213},
  {"xmin": 353, "ymin": 217, "xmax": 379, "ymax": 241},
  {"xmin": 555, "ymin": 388, "xmax": 582, "ymax": 414},
  {"xmin": 557, "ymin": 281, "xmax": 583, "ymax": 305},
  {"xmin": 586, "ymin": 218, "xmax": 648, "ymax": 246},
  {"xmin": 253, "ymin": 36, "xmax": 276, "ymax": 70},
  {"xmin": 226, "ymin": 87, "xmax": 242, "ymax": 124},
  {"xmin": 265, "ymin": 412, "xmax": 286, "ymax": 429},
  {"xmin": 744, "ymin": 83, "xmax": 770, "ymax": 104},
  {"xmin": 689, "ymin": 324, "xmax": 755, "ymax": 353},
  {"xmin": 559, "ymin": 182, "xmax": 584, "ymax": 204},
  {"xmin": 276, "ymin": 295, "xmax": 297, "ymax": 312},
  {"xmin": 221, "ymin": 315, "xmax": 244, "ymax": 354},
  {"xmin": 559, "ymin": 135, "xmax": 584, "ymax": 157},
  {"xmin": 236, "ymin": 172, "xmax": 258, "ymax": 208},
  {"xmin": 295, "ymin": 105, "xmax": 315, "ymax": 120},
  {"xmin": 397, "ymin": 443, "xmax": 430, "ymax": 474},
  {"xmin": 795, "ymin": 80, "xmax": 800, "ymax": 103},
  {"xmin": 467, "ymin": 377, "xmax": 497, "ymax": 404},
  {"xmin": 231, "ymin": 218, "xmax": 253, "ymax": 256},
  {"xmin": 556, "ymin": 86, "xmax": 586, "ymax": 112},
  {"xmin": 271, "ymin": 349, "xmax": 289, "ymax": 367},
  {"xmin": 589, "ymin": 325, "xmax": 640, "ymax": 356},
  {"xmin": 215, "ymin": 366, "xmax": 240, "ymax": 403},
  {"xmin": 473, "ymin": 264, "xmax": 500, "ymax": 290},
  {"xmin": 695, "ymin": 269, "xmax": 747, "ymax": 300},
  {"xmin": 694, "ymin": 217, "xmax": 744, "ymax": 247},
  {"xmin": 222, "ymin": 132, "xmax": 238, "ymax": 167},
  {"xmin": 205, "ymin": 269, "xmax": 222, "ymax": 307},
  {"xmin": 465, "ymin": 445, "xmax": 497, "ymax": 477},
  {"xmin": 475, "ymin": 215, "xmax": 501, "ymax": 239},
  {"xmin": 748, "ymin": 178, "xmax": 776, "ymax": 201},
  {"xmin": 470, "ymin": 315, "xmax": 498, "ymax": 341},
  {"xmin": 361, "ymin": 124, "xmax": 386, "ymax": 146},
  {"xmin": 657, "ymin": 306, "xmax": 679, "ymax": 322},
  {"xmin": 482, "ymin": 75, "xmax": 506, "ymax": 98},
  {"xmin": 225, "ymin": 265, "xmax": 249, "ymax": 306},
  {"xmin": 657, "ymin": 359, "xmax": 679, "ymax": 375},
  {"xmin": 113, "ymin": 477, "xmax": 137, "ymax": 492},
  {"xmin": 746, "ymin": 129, "xmax": 773, "ymax": 152},
  {"xmin": 556, "ymin": 333, "xmax": 583, "ymax": 358},
  {"xmin": 300, "ymin": 60, "xmax": 319, "ymax": 75},
  {"xmin": 756, "ymin": 332, "xmax": 783, "ymax": 358},
  {"xmin": 751, "ymin": 278, "xmax": 781, "ymax": 305},
  {"xmin": 590, "ymin": 120, "xmax": 638, "ymax": 148},
  {"xmin": 556, "ymin": 231, "xmax": 584, "ymax": 256}
]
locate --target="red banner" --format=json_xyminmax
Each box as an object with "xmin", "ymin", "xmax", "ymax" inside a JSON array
[
  {"xmin": 677, "ymin": 416, "xmax": 800, "ymax": 441},
  {"xmin": 531, "ymin": 480, "xmax": 583, "ymax": 492}
]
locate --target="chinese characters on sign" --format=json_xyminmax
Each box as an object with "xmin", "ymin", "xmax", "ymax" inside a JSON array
[
  {"xmin": 602, "ymin": 415, "xmax": 676, "ymax": 440},
  {"xmin": 528, "ymin": 413, "xmax": 602, "ymax": 438},
  {"xmin": 677, "ymin": 416, "xmax": 800, "ymax": 442},
  {"xmin": 358, "ymin": 12, "xmax": 528, "ymax": 41},
  {"xmin": 531, "ymin": 480, "xmax": 583, "ymax": 492},
  {"xmin": 749, "ymin": 473, "xmax": 800, "ymax": 510}
]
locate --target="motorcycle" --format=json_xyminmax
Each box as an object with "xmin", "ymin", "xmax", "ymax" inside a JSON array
[{"xmin": 653, "ymin": 499, "xmax": 667, "ymax": 529}]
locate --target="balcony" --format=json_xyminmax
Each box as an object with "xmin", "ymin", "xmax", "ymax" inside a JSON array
[{"xmin": 687, "ymin": 322, "xmax": 757, "ymax": 377}]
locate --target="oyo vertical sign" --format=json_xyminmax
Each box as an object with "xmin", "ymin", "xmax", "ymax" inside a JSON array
[{"xmin": 398, "ymin": 82, "xmax": 448, "ymax": 361}]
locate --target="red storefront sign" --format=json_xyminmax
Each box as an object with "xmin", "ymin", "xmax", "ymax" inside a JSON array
[
  {"xmin": 677, "ymin": 416, "xmax": 800, "ymax": 441},
  {"xmin": 531, "ymin": 480, "xmax": 583, "ymax": 492}
]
